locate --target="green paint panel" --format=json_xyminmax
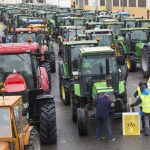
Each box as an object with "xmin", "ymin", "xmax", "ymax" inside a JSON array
[
  {"xmin": 63, "ymin": 63, "xmax": 69, "ymax": 77},
  {"xmin": 74, "ymin": 84, "xmax": 80, "ymax": 96},
  {"xmin": 135, "ymin": 42, "xmax": 144, "ymax": 59},
  {"xmin": 92, "ymin": 82, "xmax": 113, "ymax": 100},
  {"xmin": 119, "ymin": 81, "xmax": 125, "ymax": 94}
]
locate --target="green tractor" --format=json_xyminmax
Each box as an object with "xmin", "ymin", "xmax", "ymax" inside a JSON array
[
  {"xmin": 136, "ymin": 19, "xmax": 150, "ymax": 27},
  {"xmin": 58, "ymin": 26, "xmax": 86, "ymax": 56},
  {"xmin": 59, "ymin": 40, "xmax": 98, "ymax": 105},
  {"xmin": 85, "ymin": 29, "xmax": 113, "ymax": 47},
  {"xmin": 70, "ymin": 46, "xmax": 127, "ymax": 135},
  {"xmin": 116, "ymin": 28, "xmax": 150, "ymax": 72}
]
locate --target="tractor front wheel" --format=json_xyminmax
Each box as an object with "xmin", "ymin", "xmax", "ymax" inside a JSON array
[
  {"xmin": 50, "ymin": 53, "xmax": 56, "ymax": 73},
  {"xmin": 24, "ymin": 128, "xmax": 41, "ymax": 150},
  {"xmin": 40, "ymin": 103, "xmax": 57, "ymax": 144},
  {"xmin": 125, "ymin": 55, "xmax": 136, "ymax": 72},
  {"xmin": 77, "ymin": 107, "xmax": 88, "ymax": 136}
]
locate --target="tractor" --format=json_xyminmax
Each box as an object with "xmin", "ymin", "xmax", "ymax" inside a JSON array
[
  {"xmin": 3, "ymin": 28, "xmax": 56, "ymax": 73},
  {"xmin": 0, "ymin": 96, "xmax": 41, "ymax": 150},
  {"xmin": 116, "ymin": 28, "xmax": 150, "ymax": 72},
  {"xmin": 136, "ymin": 19, "xmax": 150, "ymax": 27},
  {"xmin": 85, "ymin": 29, "xmax": 113, "ymax": 47},
  {"xmin": 0, "ymin": 43, "xmax": 57, "ymax": 144},
  {"xmin": 70, "ymin": 46, "xmax": 127, "ymax": 135},
  {"xmin": 57, "ymin": 26, "xmax": 86, "ymax": 56},
  {"xmin": 59, "ymin": 40, "xmax": 98, "ymax": 105}
]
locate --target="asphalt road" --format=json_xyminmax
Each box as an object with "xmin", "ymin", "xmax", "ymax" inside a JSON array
[
  {"xmin": 0, "ymin": 23, "xmax": 149, "ymax": 150},
  {"xmin": 42, "ymin": 44, "xmax": 149, "ymax": 150}
]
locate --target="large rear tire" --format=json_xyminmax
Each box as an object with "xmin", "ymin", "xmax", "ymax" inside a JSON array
[
  {"xmin": 71, "ymin": 89, "xmax": 77, "ymax": 122},
  {"xmin": 40, "ymin": 103, "xmax": 57, "ymax": 144},
  {"xmin": 77, "ymin": 107, "xmax": 88, "ymax": 136},
  {"xmin": 141, "ymin": 46, "xmax": 150, "ymax": 78},
  {"xmin": 24, "ymin": 128, "xmax": 41, "ymax": 150}
]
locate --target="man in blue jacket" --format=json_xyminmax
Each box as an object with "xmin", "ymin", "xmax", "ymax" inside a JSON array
[{"xmin": 96, "ymin": 92, "xmax": 115, "ymax": 141}]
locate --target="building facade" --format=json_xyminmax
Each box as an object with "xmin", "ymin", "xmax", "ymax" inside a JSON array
[{"xmin": 72, "ymin": 0, "xmax": 150, "ymax": 18}]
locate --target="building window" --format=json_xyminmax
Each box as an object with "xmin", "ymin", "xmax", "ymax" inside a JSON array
[
  {"xmin": 85, "ymin": 0, "xmax": 88, "ymax": 5},
  {"xmin": 113, "ymin": 0, "xmax": 119, "ymax": 6},
  {"xmin": 120, "ymin": 0, "xmax": 127, "ymax": 7},
  {"xmin": 100, "ymin": 0, "xmax": 105, "ymax": 6},
  {"xmin": 138, "ymin": 0, "xmax": 146, "ymax": 7},
  {"xmin": 129, "ymin": 0, "xmax": 136, "ymax": 7},
  {"xmin": 76, "ymin": 0, "xmax": 78, "ymax": 5}
]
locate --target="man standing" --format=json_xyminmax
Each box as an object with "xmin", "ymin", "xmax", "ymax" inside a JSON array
[
  {"xmin": 96, "ymin": 92, "xmax": 115, "ymax": 141},
  {"xmin": 131, "ymin": 85, "xmax": 150, "ymax": 136}
]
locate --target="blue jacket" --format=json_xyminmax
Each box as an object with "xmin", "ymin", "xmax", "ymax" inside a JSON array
[{"xmin": 96, "ymin": 95, "xmax": 112, "ymax": 118}]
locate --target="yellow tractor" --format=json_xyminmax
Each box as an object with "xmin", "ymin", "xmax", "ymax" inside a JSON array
[{"xmin": 0, "ymin": 96, "xmax": 41, "ymax": 150}]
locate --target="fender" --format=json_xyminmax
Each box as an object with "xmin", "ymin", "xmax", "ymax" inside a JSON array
[
  {"xmin": 4, "ymin": 73, "xmax": 27, "ymax": 92},
  {"xmin": 37, "ymin": 67, "xmax": 49, "ymax": 92}
]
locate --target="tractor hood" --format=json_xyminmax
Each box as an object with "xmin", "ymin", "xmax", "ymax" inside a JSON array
[
  {"xmin": 92, "ymin": 81, "xmax": 114, "ymax": 100},
  {"xmin": 4, "ymin": 73, "xmax": 27, "ymax": 93}
]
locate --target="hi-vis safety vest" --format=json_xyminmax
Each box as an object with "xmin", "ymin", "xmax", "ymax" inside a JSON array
[
  {"xmin": 137, "ymin": 87, "xmax": 141, "ymax": 96},
  {"xmin": 141, "ymin": 94, "xmax": 150, "ymax": 113}
]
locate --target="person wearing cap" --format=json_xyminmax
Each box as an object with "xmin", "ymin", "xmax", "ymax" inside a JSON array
[
  {"xmin": 131, "ymin": 84, "xmax": 150, "ymax": 136},
  {"xmin": 134, "ymin": 82, "xmax": 148, "ymax": 132},
  {"xmin": 96, "ymin": 92, "xmax": 115, "ymax": 142}
]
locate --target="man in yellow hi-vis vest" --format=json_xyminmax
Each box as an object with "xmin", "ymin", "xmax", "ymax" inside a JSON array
[
  {"xmin": 134, "ymin": 82, "xmax": 147, "ymax": 132},
  {"xmin": 131, "ymin": 85, "xmax": 150, "ymax": 136}
]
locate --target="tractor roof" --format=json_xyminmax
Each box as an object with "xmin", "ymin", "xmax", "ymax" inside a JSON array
[
  {"xmin": 80, "ymin": 46, "xmax": 114, "ymax": 55},
  {"xmin": 59, "ymin": 26, "xmax": 85, "ymax": 29},
  {"xmin": 63, "ymin": 40, "xmax": 98, "ymax": 46},
  {"xmin": 62, "ymin": 17, "xmax": 86, "ymax": 20},
  {"xmin": 138, "ymin": 19, "xmax": 150, "ymax": 21},
  {"xmin": 103, "ymin": 21, "xmax": 124, "ymax": 25},
  {"xmin": 87, "ymin": 22, "xmax": 103, "ymax": 25},
  {"xmin": 121, "ymin": 27, "xmax": 149, "ymax": 31},
  {"xmin": 13, "ymin": 28, "xmax": 40, "ymax": 33},
  {"xmin": 0, "ymin": 43, "xmax": 39, "ymax": 54},
  {"xmin": 0, "ymin": 96, "xmax": 22, "ymax": 107},
  {"xmin": 86, "ymin": 29, "xmax": 112, "ymax": 34}
]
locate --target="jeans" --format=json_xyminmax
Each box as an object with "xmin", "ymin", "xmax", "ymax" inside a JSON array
[
  {"xmin": 96, "ymin": 116, "xmax": 113, "ymax": 140},
  {"xmin": 144, "ymin": 114, "xmax": 150, "ymax": 135}
]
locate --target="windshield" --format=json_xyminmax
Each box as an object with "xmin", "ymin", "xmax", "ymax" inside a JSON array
[
  {"xmin": 92, "ymin": 34, "xmax": 112, "ymax": 46},
  {"xmin": 111, "ymin": 25, "xmax": 122, "ymax": 35},
  {"xmin": 82, "ymin": 56, "xmax": 118, "ymax": 76},
  {"xmin": 47, "ymin": 13, "xmax": 54, "ymax": 19},
  {"xmin": 130, "ymin": 30, "xmax": 148, "ymax": 41},
  {"xmin": 126, "ymin": 20, "xmax": 136, "ymax": 28},
  {"xmin": 141, "ymin": 21, "xmax": 150, "ymax": 27},
  {"xmin": 17, "ymin": 33, "xmax": 36, "ymax": 43},
  {"xmin": 74, "ymin": 19, "xmax": 85, "ymax": 26},
  {"xmin": 71, "ymin": 44, "xmax": 95, "ymax": 71},
  {"xmin": 0, "ymin": 108, "xmax": 12, "ymax": 137},
  {"xmin": 0, "ymin": 54, "xmax": 34, "ymax": 88}
]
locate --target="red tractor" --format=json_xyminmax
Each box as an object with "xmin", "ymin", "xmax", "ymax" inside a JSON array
[
  {"xmin": 3, "ymin": 27, "xmax": 56, "ymax": 73},
  {"xmin": 0, "ymin": 42, "xmax": 57, "ymax": 144}
]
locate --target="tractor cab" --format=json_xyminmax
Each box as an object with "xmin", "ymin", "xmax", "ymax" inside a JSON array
[
  {"xmin": 85, "ymin": 29, "xmax": 113, "ymax": 47},
  {"xmin": 71, "ymin": 47, "xmax": 127, "ymax": 135},
  {"xmin": 123, "ymin": 18, "xmax": 137, "ymax": 28},
  {"xmin": 96, "ymin": 15, "xmax": 111, "ymax": 22},
  {"xmin": 0, "ymin": 96, "xmax": 41, "ymax": 150},
  {"xmin": 117, "ymin": 27, "xmax": 150, "ymax": 71},
  {"xmin": 85, "ymin": 21, "xmax": 103, "ymax": 30},
  {"xmin": 60, "ymin": 17, "xmax": 86, "ymax": 26},
  {"xmin": 136, "ymin": 19, "xmax": 150, "ymax": 27},
  {"xmin": 102, "ymin": 22, "xmax": 124, "ymax": 36}
]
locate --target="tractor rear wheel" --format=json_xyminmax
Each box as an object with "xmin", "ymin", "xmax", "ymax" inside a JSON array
[
  {"xmin": 116, "ymin": 44, "xmax": 125, "ymax": 65},
  {"xmin": 125, "ymin": 55, "xmax": 136, "ymax": 72},
  {"xmin": 77, "ymin": 107, "xmax": 88, "ymax": 136},
  {"xmin": 50, "ymin": 53, "xmax": 56, "ymax": 73},
  {"xmin": 60, "ymin": 83, "xmax": 70, "ymax": 105},
  {"xmin": 24, "ymin": 128, "xmax": 41, "ymax": 150},
  {"xmin": 141, "ymin": 46, "xmax": 150, "ymax": 78},
  {"xmin": 40, "ymin": 103, "xmax": 57, "ymax": 144}
]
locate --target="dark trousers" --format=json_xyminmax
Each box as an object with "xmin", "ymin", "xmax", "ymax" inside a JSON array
[{"xmin": 96, "ymin": 116, "xmax": 113, "ymax": 140}]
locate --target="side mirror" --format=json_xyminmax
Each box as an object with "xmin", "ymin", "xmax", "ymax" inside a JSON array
[{"xmin": 115, "ymin": 35, "xmax": 118, "ymax": 39}]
